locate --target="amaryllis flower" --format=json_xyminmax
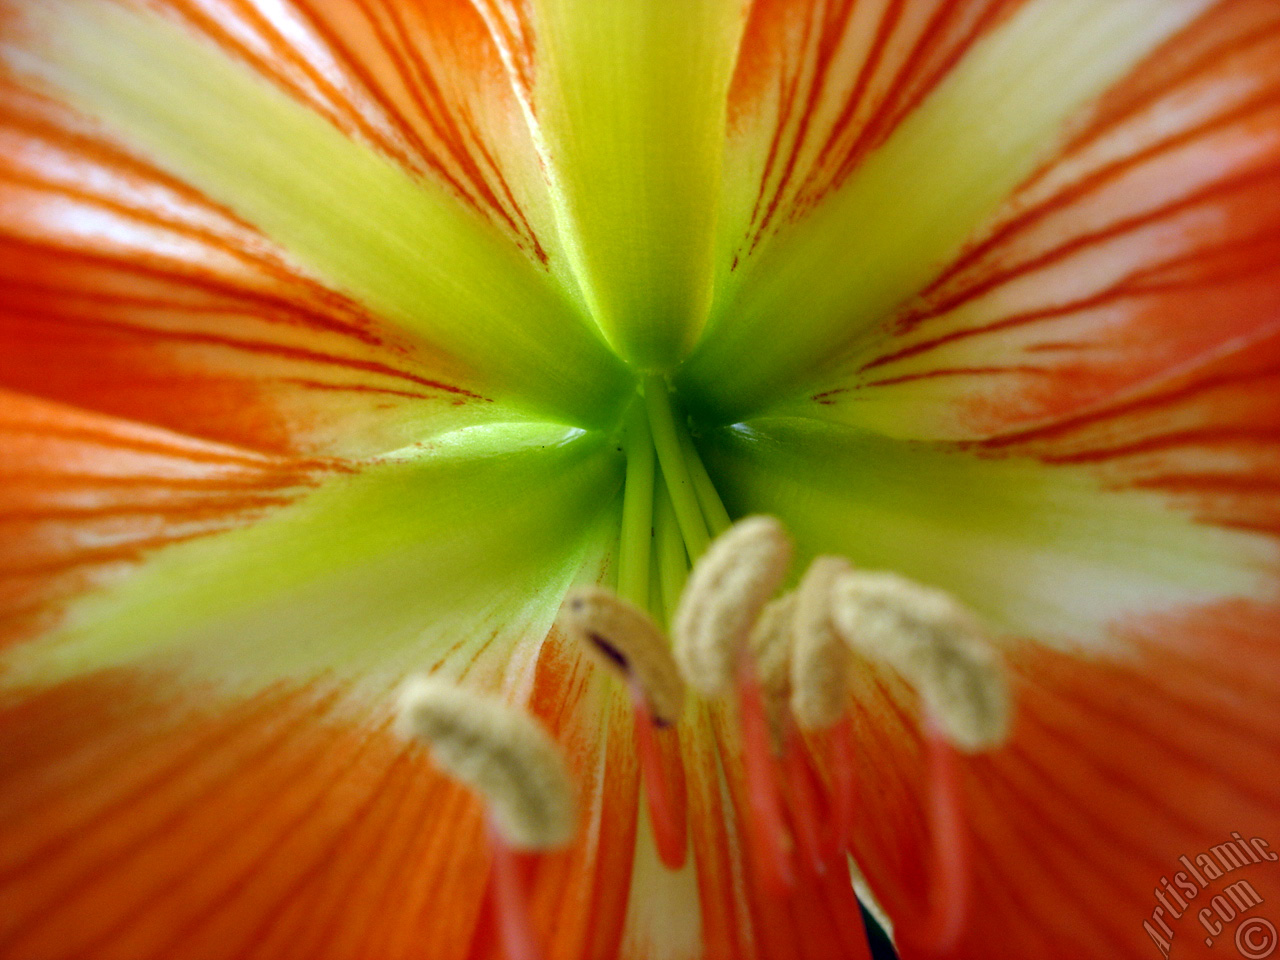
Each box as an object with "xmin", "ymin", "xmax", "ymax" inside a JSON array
[{"xmin": 1, "ymin": 0, "xmax": 1278, "ymax": 958}]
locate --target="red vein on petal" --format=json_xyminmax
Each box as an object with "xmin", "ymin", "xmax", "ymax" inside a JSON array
[
  {"xmin": 877, "ymin": 157, "xmax": 1280, "ymax": 362},
  {"xmin": 1039, "ymin": 9, "xmax": 1280, "ymax": 188},
  {"xmin": 911, "ymin": 88, "xmax": 1280, "ymax": 322},
  {"xmin": 246, "ymin": 747, "xmax": 424, "ymax": 959},
  {"xmin": 167, "ymin": 727, "xmax": 412, "ymax": 960},
  {"xmin": 0, "ymin": 303, "xmax": 483, "ymax": 398},
  {"xmin": 0, "ymin": 235, "xmax": 387, "ymax": 348},
  {"xmin": 0, "ymin": 684, "xmax": 342, "ymax": 953}
]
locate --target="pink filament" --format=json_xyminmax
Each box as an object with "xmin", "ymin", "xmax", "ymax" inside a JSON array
[
  {"xmin": 781, "ymin": 723, "xmax": 829, "ymax": 874},
  {"xmin": 907, "ymin": 719, "xmax": 971, "ymax": 954},
  {"xmin": 827, "ymin": 715, "xmax": 858, "ymax": 855},
  {"xmin": 630, "ymin": 685, "xmax": 688, "ymax": 870},
  {"xmin": 735, "ymin": 661, "xmax": 794, "ymax": 892},
  {"xmin": 486, "ymin": 821, "xmax": 543, "ymax": 960}
]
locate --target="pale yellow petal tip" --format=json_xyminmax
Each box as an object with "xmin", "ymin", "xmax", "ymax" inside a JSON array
[
  {"xmin": 832, "ymin": 571, "xmax": 1013, "ymax": 752},
  {"xmin": 397, "ymin": 676, "xmax": 576, "ymax": 849},
  {"xmin": 674, "ymin": 515, "xmax": 793, "ymax": 696},
  {"xmin": 559, "ymin": 586, "xmax": 685, "ymax": 725}
]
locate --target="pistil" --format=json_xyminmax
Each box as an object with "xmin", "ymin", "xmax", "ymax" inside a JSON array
[
  {"xmin": 617, "ymin": 401, "xmax": 657, "ymax": 609},
  {"xmin": 644, "ymin": 375, "xmax": 711, "ymax": 559}
]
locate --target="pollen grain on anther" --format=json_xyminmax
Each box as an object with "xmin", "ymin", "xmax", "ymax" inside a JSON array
[
  {"xmin": 396, "ymin": 675, "xmax": 575, "ymax": 850},
  {"xmin": 559, "ymin": 586, "xmax": 685, "ymax": 727},
  {"xmin": 673, "ymin": 514, "xmax": 793, "ymax": 697},
  {"xmin": 559, "ymin": 585, "xmax": 690, "ymax": 870},
  {"xmin": 831, "ymin": 570, "xmax": 1012, "ymax": 751}
]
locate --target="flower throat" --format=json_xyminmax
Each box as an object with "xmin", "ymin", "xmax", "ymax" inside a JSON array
[{"xmin": 399, "ymin": 375, "xmax": 1014, "ymax": 960}]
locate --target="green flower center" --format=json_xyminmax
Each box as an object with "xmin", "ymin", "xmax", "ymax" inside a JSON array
[{"xmin": 613, "ymin": 375, "xmax": 732, "ymax": 625}]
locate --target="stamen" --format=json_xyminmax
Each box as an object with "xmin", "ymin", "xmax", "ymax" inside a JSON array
[
  {"xmin": 630, "ymin": 691, "xmax": 688, "ymax": 870},
  {"xmin": 673, "ymin": 515, "xmax": 792, "ymax": 696},
  {"xmin": 560, "ymin": 586, "xmax": 685, "ymax": 726},
  {"xmin": 559, "ymin": 587, "xmax": 688, "ymax": 869},
  {"xmin": 829, "ymin": 571, "xmax": 1008, "ymax": 953},
  {"xmin": 486, "ymin": 820, "xmax": 544, "ymax": 960},
  {"xmin": 789, "ymin": 556, "xmax": 854, "ymax": 731},
  {"xmin": 672, "ymin": 517, "xmax": 796, "ymax": 889},
  {"xmin": 745, "ymin": 559, "xmax": 854, "ymax": 871},
  {"xmin": 748, "ymin": 591, "xmax": 833, "ymax": 873},
  {"xmin": 831, "ymin": 571, "xmax": 1011, "ymax": 751},
  {"xmin": 397, "ymin": 676, "xmax": 575, "ymax": 849},
  {"xmin": 398, "ymin": 677, "xmax": 574, "ymax": 960}
]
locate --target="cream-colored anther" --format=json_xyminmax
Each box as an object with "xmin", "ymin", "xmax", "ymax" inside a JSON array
[
  {"xmin": 397, "ymin": 676, "xmax": 576, "ymax": 849},
  {"xmin": 789, "ymin": 556, "xmax": 854, "ymax": 730},
  {"xmin": 748, "ymin": 592, "xmax": 796, "ymax": 708},
  {"xmin": 560, "ymin": 586, "xmax": 685, "ymax": 726},
  {"xmin": 673, "ymin": 515, "xmax": 793, "ymax": 696},
  {"xmin": 831, "ymin": 572, "xmax": 1011, "ymax": 752}
]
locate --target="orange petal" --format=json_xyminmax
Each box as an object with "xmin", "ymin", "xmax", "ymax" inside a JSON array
[
  {"xmin": 203, "ymin": 0, "xmax": 559, "ymax": 262},
  {"xmin": 519, "ymin": 632, "xmax": 640, "ymax": 960},
  {"xmin": 0, "ymin": 389, "xmax": 329, "ymax": 649},
  {"xmin": 0, "ymin": 672, "xmax": 491, "ymax": 960},
  {"xmin": 0, "ymin": 627, "xmax": 650, "ymax": 960},
  {"xmin": 810, "ymin": 0, "xmax": 1280, "ymax": 442},
  {"xmin": 727, "ymin": 0, "xmax": 1026, "ymax": 256},
  {"xmin": 977, "ymin": 320, "xmax": 1280, "ymax": 540},
  {"xmin": 0, "ymin": 64, "xmax": 503, "ymax": 458},
  {"xmin": 0, "ymin": 0, "xmax": 627, "ymax": 443},
  {"xmin": 841, "ymin": 599, "xmax": 1280, "ymax": 959}
]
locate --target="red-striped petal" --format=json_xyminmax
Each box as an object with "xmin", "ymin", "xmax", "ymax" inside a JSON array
[
  {"xmin": 805, "ymin": 0, "xmax": 1280, "ymax": 444},
  {"xmin": 0, "ymin": 41, "xmax": 511, "ymax": 457},
  {"xmin": 0, "ymin": 389, "xmax": 330, "ymax": 649},
  {"xmin": 726, "ymin": 0, "xmax": 1027, "ymax": 257},
  {"xmin": 0, "ymin": 0, "xmax": 629, "ymax": 436},
  {"xmin": 125, "ymin": 0, "xmax": 559, "ymax": 262},
  {"xmin": 684, "ymin": 0, "xmax": 1214, "ymax": 421},
  {"xmin": 843, "ymin": 601, "xmax": 1280, "ymax": 959},
  {"xmin": 0, "ymin": 619, "xmax": 864, "ymax": 960},
  {"xmin": 0, "ymin": 672, "xmax": 491, "ymax": 960},
  {"xmin": 979, "ymin": 320, "xmax": 1280, "ymax": 540}
]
